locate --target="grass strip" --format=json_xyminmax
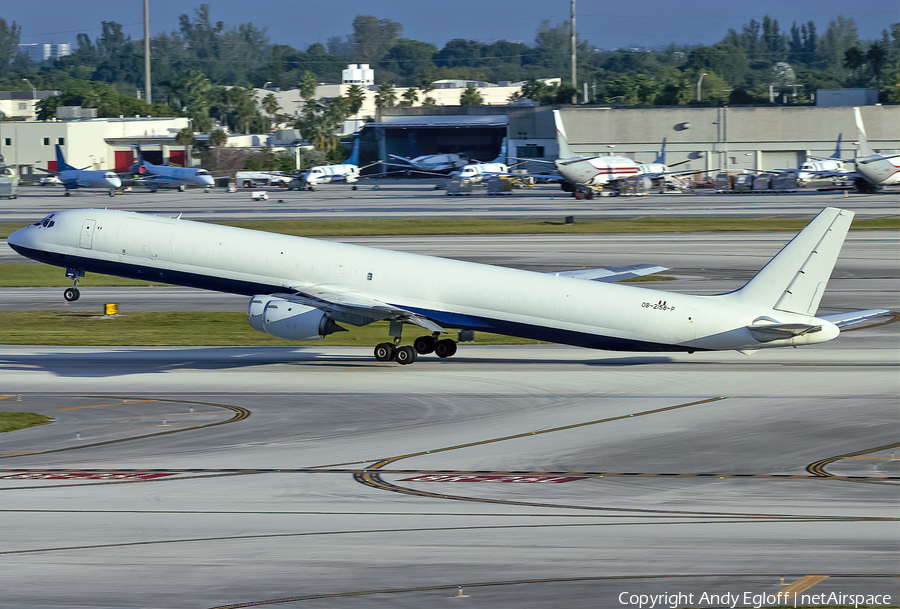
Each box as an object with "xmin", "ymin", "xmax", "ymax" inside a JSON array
[
  {"xmin": 0, "ymin": 412, "xmax": 53, "ymax": 433},
  {"xmin": 0, "ymin": 311, "xmax": 543, "ymax": 347},
  {"xmin": 3, "ymin": 216, "xmax": 897, "ymax": 240}
]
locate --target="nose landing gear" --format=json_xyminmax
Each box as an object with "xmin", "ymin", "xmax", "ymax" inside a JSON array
[{"xmin": 64, "ymin": 267, "xmax": 84, "ymax": 301}]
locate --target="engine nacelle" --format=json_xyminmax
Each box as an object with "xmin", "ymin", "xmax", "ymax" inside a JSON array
[{"xmin": 247, "ymin": 295, "xmax": 342, "ymax": 341}]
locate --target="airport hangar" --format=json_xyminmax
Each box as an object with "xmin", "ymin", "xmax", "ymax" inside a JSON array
[{"xmin": 360, "ymin": 103, "xmax": 900, "ymax": 175}]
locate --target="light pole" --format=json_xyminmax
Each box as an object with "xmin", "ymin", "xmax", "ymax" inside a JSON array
[{"xmin": 697, "ymin": 73, "xmax": 706, "ymax": 103}]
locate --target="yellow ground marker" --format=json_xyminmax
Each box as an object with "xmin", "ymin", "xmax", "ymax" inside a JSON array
[
  {"xmin": 55, "ymin": 400, "xmax": 156, "ymax": 412},
  {"xmin": 0, "ymin": 395, "xmax": 15, "ymax": 401},
  {"xmin": 781, "ymin": 575, "xmax": 829, "ymax": 598}
]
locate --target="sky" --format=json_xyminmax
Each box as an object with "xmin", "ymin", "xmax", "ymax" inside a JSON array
[{"xmin": 7, "ymin": 0, "xmax": 899, "ymax": 51}]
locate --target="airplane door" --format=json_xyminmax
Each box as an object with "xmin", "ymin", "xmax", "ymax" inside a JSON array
[
  {"xmin": 80, "ymin": 219, "xmax": 96, "ymax": 249},
  {"xmin": 682, "ymin": 308, "xmax": 699, "ymax": 341}
]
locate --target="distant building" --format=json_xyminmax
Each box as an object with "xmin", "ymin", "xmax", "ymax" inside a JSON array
[
  {"xmin": 0, "ymin": 90, "xmax": 60, "ymax": 121},
  {"xmin": 816, "ymin": 89, "xmax": 878, "ymax": 107},
  {"xmin": 16, "ymin": 43, "xmax": 71, "ymax": 62},
  {"xmin": 342, "ymin": 64, "xmax": 374, "ymax": 87}
]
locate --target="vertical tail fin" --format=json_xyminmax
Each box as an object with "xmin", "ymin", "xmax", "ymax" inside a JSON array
[
  {"xmin": 723, "ymin": 207, "xmax": 854, "ymax": 315},
  {"xmin": 553, "ymin": 110, "xmax": 576, "ymax": 159},
  {"xmin": 55, "ymin": 145, "xmax": 75, "ymax": 172},
  {"xmin": 133, "ymin": 144, "xmax": 146, "ymax": 165},
  {"xmin": 829, "ymin": 133, "xmax": 842, "ymax": 159},
  {"xmin": 654, "ymin": 138, "xmax": 667, "ymax": 165},
  {"xmin": 346, "ymin": 137, "xmax": 360, "ymax": 166},
  {"xmin": 854, "ymin": 108, "xmax": 874, "ymax": 157},
  {"xmin": 491, "ymin": 137, "xmax": 507, "ymax": 164}
]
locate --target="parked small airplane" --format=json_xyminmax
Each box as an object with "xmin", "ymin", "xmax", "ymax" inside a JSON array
[
  {"xmin": 8, "ymin": 206, "xmax": 886, "ymax": 365},
  {"xmin": 388, "ymin": 149, "xmax": 468, "ymax": 173},
  {"xmin": 34, "ymin": 145, "xmax": 122, "ymax": 197},
  {"xmin": 287, "ymin": 138, "xmax": 363, "ymax": 190},
  {"xmin": 131, "ymin": 145, "xmax": 215, "ymax": 192},
  {"xmin": 455, "ymin": 139, "xmax": 510, "ymax": 182},
  {"xmin": 795, "ymin": 133, "xmax": 848, "ymax": 184}
]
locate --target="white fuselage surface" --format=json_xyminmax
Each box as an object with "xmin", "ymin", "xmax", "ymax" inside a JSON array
[{"xmin": 9, "ymin": 208, "xmax": 857, "ymax": 354}]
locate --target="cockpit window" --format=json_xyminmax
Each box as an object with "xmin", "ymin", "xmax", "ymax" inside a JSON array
[
  {"xmin": 38, "ymin": 214, "xmax": 56, "ymax": 228},
  {"xmin": 196, "ymin": 170, "xmax": 211, "ymax": 176},
  {"xmin": 104, "ymin": 172, "xmax": 118, "ymax": 178}
]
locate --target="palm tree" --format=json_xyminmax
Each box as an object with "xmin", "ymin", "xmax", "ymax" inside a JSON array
[
  {"xmin": 400, "ymin": 87, "xmax": 419, "ymax": 107},
  {"xmin": 459, "ymin": 85, "xmax": 483, "ymax": 106},
  {"xmin": 374, "ymin": 83, "xmax": 397, "ymax": 109},
  {"xmin": 299, "ymin": 71, "xmax": 318, "ymax": 101},
  {"xmin": 344, "ymin": 85, "xmax": 366, "ymax": 115},
  {"xmin": 209, "ymin": 129, "xmax": 227, "ymax": 146},
  {"xmin": 261, "ymin": 92, "xmax": 280, "ymax": 116}
]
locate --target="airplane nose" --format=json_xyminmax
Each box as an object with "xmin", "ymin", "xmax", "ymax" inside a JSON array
[
  {"xmin": 107, "ymin": 176, "xmax": 123, "ymax": 188},
  {"xmin": 7, "ymin": 226, "xmax": 32, "ymax": 253}
]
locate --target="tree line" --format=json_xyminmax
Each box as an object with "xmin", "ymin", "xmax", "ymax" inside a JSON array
[{"xmin": 1, "ymin": 7, "xmax": 898, "ymax": 120}]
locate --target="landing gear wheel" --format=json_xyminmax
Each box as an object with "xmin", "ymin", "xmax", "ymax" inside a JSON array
[
  {"xmin": 178, "ymin": 184, "xmax": 186, "ymax": 192},
  {"xmin": 108, "ymin": 190, "xmax": 115, "ymax": 197},
  {"xmin": 434, "ymin": 339, "xmax": 457, "ymax": 358},
  {"xmin": 307, "ymin": 185, "xmax": 315, "ymax": 191},
  {"xmin": 64, "ymin": 287, "xmax": 80, "ymax": 302},
  {"xmin": 351, "ymin": 185, "xmax": 358, "ymax": 191},
  {"xmin": 64, "ymin": 191, "xmax": 71, "ymax": 197},
  {"xmin": 374, "ymin": 342, "xmax": 395, "ymax": 362},
  {"xmin": 414, "ymin": 335, "xmax": 435, "ymax": 354},
  {"xmin": 395, "ymin": 345, "xmax": 417, "ymax": 365}
]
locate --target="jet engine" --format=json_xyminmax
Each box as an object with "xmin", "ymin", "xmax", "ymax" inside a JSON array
[{"xmin": 248, "ymin": 295, "xmax": 344, "ymax": 341}]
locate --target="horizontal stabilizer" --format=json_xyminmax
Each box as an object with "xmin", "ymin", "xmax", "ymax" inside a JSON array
[
  {"xmin": 818, "ymin": 309, "xmax": 891, "ymax": 328},
  {"xmin": 549, "ymin": 264, "xmax": 668, "ymax": 282},
  {"xmin": 749, "ymin": 322, "xmax": 822, "ymax": 342}
]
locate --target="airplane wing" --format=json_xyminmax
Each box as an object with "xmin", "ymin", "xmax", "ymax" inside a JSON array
[
  {"xmin": 547, "ymin": 264, "xmax": 668, "ymax": 282},
  {"xmin": 817, "ymin": 309, "xmax": 892, "ymax": 328},
  {"xmin": 272, "ymin": 287, "xmax": 447, "ymax": 333}
]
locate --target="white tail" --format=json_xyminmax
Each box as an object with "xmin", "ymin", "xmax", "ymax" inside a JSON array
[
  {"xmin": 553, "ymin": 110, "xmax": 576, "ymax": 159},
  {"xmin": 854, "ymin": 107, "xmax": 874, "ymax": 157},
  {"xmin": 723, "ymin": 207, "xmax": 854, "ymax": 315}
]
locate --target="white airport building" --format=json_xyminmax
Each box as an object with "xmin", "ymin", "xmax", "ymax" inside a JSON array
[{"xmin": 0, "ymin": 115, "xmax": 190, "ymax": 179}]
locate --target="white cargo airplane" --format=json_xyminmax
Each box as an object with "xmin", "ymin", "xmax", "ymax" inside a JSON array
[
  {"xmin": 8, "ymin": 207, "xmax": 886, "ymax": 364},
  {"xmin": 455, "ymin": 139, "xmax": 509, "ymax": 182},
  {"xmin": 132, "ymin": 145, "xmax": 215, "ymax": 192},
  {"xmin": 552, "ymin": 111, "xmax": 697, "ymax": 194},
  {"xmin": 35, "ymin": 145, "xmax": 122, "ymax": 197},
  {"xmin": 850, "ymin": 107, "xmax": 900, "ymax": 192}
]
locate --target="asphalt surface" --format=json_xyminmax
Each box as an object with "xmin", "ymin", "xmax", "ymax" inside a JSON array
[
  {"xmin": 1, "ymin": 181, "xmax": 898, "ymax": 223},
  {"xmin": 1, "ymin": 337, "xmax": 898, "ymax": 608}
]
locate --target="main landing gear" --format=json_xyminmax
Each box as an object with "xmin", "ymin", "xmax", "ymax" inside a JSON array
[
  {"xmin": 64, "ymin": 267, "xmax": 84, "ymax": 301},
  {"xmin": 373, "ymin": 323, "xmax": 458, "ymax": 365}
]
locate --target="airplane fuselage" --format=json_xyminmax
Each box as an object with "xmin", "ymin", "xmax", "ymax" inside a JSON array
[
  {"xmin": 855, "ymin": 155, "xmax": 900, "ymax": 185},
  {"xmin": 138, "ymin": 163, "xmax": 215, "ymax": 189},
  {"xmin": 555, "ymin": 156, "xmax": 641, "ymax": 186},
  {"xmin": 8, "ymin": 209, "xmax": 841, "ymax": 354},
  {"xmin": 57, "ymin": 169, "xmax": 122, "ymax": 192}
]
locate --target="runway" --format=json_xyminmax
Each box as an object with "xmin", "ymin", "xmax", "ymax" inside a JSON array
[
  {"xmin": 1, "ymin": 336, "xmax": 897, "ymax": 608},
  {"xmin": 1, "ymin": 182, "xmax": 898, "ymax": 223}
]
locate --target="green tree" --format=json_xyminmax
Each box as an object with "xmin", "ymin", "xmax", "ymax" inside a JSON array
[
  {"xmin": 351, "ymin": 15, "xmax": 402, "ymax": 64},
  {"xmin": 374, "ymin": 83, "xmax": 397, "ymax": 108},
  {"xmin": 299, "ymin": 71, "xmax": 317, "ymax": 100},
  {"xmin": 344, "ymin": 84, "xmax": 366, "ymax": 114},
  {"xmin": 261, "ymin": 92, "xmax": 280, "ymax": 115},
  {"xmin": 422, "ymin": 96, "xmax": 436, "ymax": 106},
  {"xmin": 399, "ymin": 87, "xmax": 419, "ymax": 107},
  {"xmin": 0, "ymin": 18, "xmax": 21, "ymax": 79},
  {"xmin": 384, "ymin": 39, "xmax": 437, "ymax": 80},
  {"xmin": 459, "ymin": 84, "xmax": 483, "ymax": 105},
  {"xmin": 209, "ymin": 129, "xmax": 228, "ymax": 146}
]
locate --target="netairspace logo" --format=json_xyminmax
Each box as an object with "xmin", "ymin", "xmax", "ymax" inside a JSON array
[{"xmin": 617, "ymin": 591, "xmax": 893, "ymax": 608}]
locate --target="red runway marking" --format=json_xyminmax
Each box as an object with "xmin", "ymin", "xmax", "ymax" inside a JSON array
[
  {"xmin": 398, "ymin": 474, "xmax": 584, "ymax": 483},
  {"xmin": 0, "ymin": 472, "xmax": 174, "ymax": 480}
]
